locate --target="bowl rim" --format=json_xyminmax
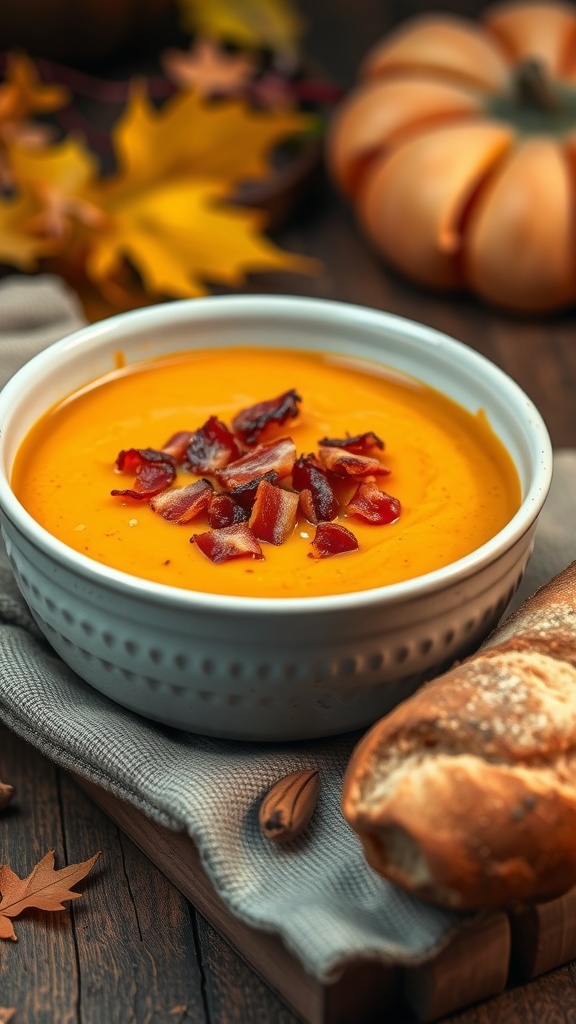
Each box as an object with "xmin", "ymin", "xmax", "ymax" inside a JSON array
[{"xmin": 0, "ymin": 293, "xmax": 553, "ymax": 616}]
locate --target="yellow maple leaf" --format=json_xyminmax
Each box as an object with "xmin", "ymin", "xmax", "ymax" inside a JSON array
[
  {"xmin": 86, "ymin": 177, "xmax": 315, "ymax": 301},
  {"xmin": 0, "ymin": 53, "xmax": 70, "ymax": 192},
  {"xmin": 84, "ymin": 88, "xmax": 317, "ymax": 301},
  {"xmin": 1, "ymin": 86, "xmax": 317, "ymax": 308},
  {"xmin": 9, "ymin": 135, "xmax": 97, "ymax": 203},
  {"xmin": 110, "ymin": 85, "xmax": 310, "ymax": 189},
  {"xmin": 0, "ymin": 186, "xmax": 52, "ymax": 270},
  {"xmin": 0, "ymin": 135, "xmax": 100, "ymax": 268},
  {"xmin": 177, "ymin": 0, "xmax": 304, "ymax": 63}
]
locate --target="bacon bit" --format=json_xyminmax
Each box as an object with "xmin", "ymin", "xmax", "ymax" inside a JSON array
[
  {"xmin": 111, "ymin": 448, "xmax": 176, "ymax": 500},
  {"xmin": 292, "ymin": 453, "xmax": 339, "ymax": 523},
  {"xmin": 216, "ymin": 437, "xmax": 297, "ymax": 489},
  {"xmin": 161, "ymin": 431, "xmax": 196, "ymax": 463},
  {"xmin": 150, "ymin": 478, "xmax": 214, "ymax": 523},
  {"xmin": 318, "ymin": 445, "xmax": 390, "ymax": 479},
  {"xmin": 232, "ymin": 389, "xmax": 302, "ymax": 445},
  {"xmin": 299, "ymin": 488, "xmax": 316, "ymax": 523},
  {"xmin": 228, "ymin": 471, "xmax": 279, "ymax": 511},
  {"xmin": 185, "ymin": 416, "xmax": 242, "ymax": 474},
  {"xmin": 114, "ymin": 448, "xmax": 173, "ymax": 474},
  {"xmin": 308, "ymin": 522, "xmax": 359, "ymax": 559},
  {"xmin": 347, "ymin": 481, "xmax": 401, "ymax": 525},
  {"xmin": 248, "ymin": 479, "xmax": 299, "ymax": 545},
  {"xmin": 192, "ymin": 523, "xmax": 263, "ymax": 563},
  {"xmin": 291, "ymin": 451, "xmax": 323, "ymax": 482},
  {"xmin": 208, "ymin": 493, "xmax": 249, "ymax": 528},
  {"xmin": 318, "ymin": 431, "xmax": 384, "ymax": 454}
]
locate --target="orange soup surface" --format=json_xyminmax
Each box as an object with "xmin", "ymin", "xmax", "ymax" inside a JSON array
[{"xmin": 12, "ymin": 346, "xmax": 521, "ymax": 598}]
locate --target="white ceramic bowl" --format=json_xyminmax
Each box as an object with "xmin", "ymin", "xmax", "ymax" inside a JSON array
[{"xmin": 0, "ymin": 295, "xmax": 552, "ymax": 740}]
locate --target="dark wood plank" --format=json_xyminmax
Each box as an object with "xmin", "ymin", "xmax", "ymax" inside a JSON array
[
  {"xmin": 194, "ymin": 916, "xmax": 300, "ymax": 1024},
  {"xmin": 77, "ymin": 776, "xmax": 405, "ymax": 1024},
  {"xmin": 509, "ymin": 890, "xmax": 576, "ymax": 983},
  {"xmin": 446, "ymin": 964, "xmax": 576, "ymax": 1024},
  {"xmin": 0, "ymin": 725, "xmax": 206, "ymax": 1024},
  {"xmin": 403, "ymin": 915, "xmax": 510, "ymax": 1023}
]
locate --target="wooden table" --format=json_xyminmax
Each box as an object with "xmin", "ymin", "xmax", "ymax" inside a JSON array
[{"xmin": 3, "ymin": 1, "xmax": 576, "ymax": 1021}]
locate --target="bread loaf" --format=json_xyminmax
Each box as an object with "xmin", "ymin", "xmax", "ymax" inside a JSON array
[{"xmin": 342, "ymin": 561, "xmax": 576, "ymax": 910}]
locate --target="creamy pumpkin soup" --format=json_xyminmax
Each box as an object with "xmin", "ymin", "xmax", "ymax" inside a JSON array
[{"xmin": 11, "ymin": 346, "xmax": 520, "ymax": 598}]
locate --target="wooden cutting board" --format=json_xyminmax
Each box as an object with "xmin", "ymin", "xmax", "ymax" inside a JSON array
[{"xmin": 76, "ymin": 777, "xmax": 576, "ymax": 1024}]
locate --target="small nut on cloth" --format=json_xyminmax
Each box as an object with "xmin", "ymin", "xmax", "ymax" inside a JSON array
[
  {"xmin": 259, "ymin": 769, "xmax": 320, "ymax": 843},
  {"xmin": 0, "ymin": 781, "xmax": 15, "ymax": 811}
]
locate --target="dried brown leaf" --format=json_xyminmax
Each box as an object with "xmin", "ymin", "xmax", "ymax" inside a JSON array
[{"xmin": 0, "ymin": 849, "xmax": 100, "ymax": 941}]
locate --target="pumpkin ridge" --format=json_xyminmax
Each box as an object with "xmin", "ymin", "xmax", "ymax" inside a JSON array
[
  {"xmin": 463, "ymin": 137, "xmax": 576, "ymax": 312},
  {"xmin": 328, "ymin": 0, "xmax": 576, "ymax": 313},
  {"xmin": 452, "ymin": 144, "xmax": 515, "ymax": 284}
]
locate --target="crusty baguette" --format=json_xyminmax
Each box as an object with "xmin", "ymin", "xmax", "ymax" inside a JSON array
[{"xmin": 342, "ymin": 561, "xmax": 576, "ymax": 910}]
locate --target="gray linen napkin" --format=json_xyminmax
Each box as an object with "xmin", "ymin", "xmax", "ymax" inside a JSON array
[{"xmin": 1, "ymin": 275, "xmax": 575, "ymax": 981}]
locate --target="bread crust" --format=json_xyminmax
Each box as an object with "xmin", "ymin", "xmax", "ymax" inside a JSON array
[{"xmin": 342, "ymin": 561, "xmax": 576, "ymax": 909}]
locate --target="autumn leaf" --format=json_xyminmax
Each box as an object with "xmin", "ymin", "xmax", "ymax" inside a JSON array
[
  {"xmin": 81, "ymin": 87, "xmax": 317, "ymax": 299},
  {"xmin": 0, "ymin": 850, "xmax": 100, "ymax": 941},
  {"xmin": 0, "ymin": 136, "xmax": 100, "ymax": 269},
  {"xmin": 8, "ymin": 136, "xmax": 100, "ymax": 241},
  {"xmin": 0, "ymin": 53, "xmax": 70, "ymax": 190},
  {"xmin": 86, "ymin": 178, "xmax": 314, "ymax": 301},
  {"xmin": 0, "ymin": 84, "xmax": 317, "ymax": 308},
  {"xmin": 109, "ymin": 86, "xmax": 310, "ymax": 189},
  {"xmin": 0, "ymin": 53, "xmax": 68, "ymax": 129},
  {"xmin": 162, "ymin": 39, "xmax": 256, "ymax": 97},
  {"xmin": 177, "ymin": 0, "xmax": 305, "ymax": 64},
  {"xmin": 0, "ymin": 186, "xmax": 54, "ymax": 270}
]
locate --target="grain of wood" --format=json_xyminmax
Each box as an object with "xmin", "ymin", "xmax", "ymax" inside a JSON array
[{"xmin": 0, "ymin": 726, "xmax": 206, "ymax": 1024}]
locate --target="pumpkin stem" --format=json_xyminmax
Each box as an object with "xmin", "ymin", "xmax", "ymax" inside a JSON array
[{"xmin": 515, "ymin": 58, "xmax": 562, "ymax": 113}]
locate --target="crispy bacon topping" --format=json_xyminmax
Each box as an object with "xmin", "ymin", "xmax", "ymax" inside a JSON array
[
  {"xmin": 208, "ymin": 493, "xmax": 250, "ymax": 529},
  {"xmin": 160, "ymin": 431, "xmax": 196, "ymax": 463},
  {"xmin": 249, "ymin": 480, "xmax": 299, "ymax": 545},
  {"xmin": 308, "ymin": 522, "xmax": 359, "ymax": 559},
  {"xmin": 232, "ymin": 389, "xmax": 302, "ymax": 446},
  {"xmin": 150, "ymin": 478, "xmax": 214, "ymax": 523},
  {"xmin": 192, "ymin": 523, "xmax": 263, "ymax": 564},
  {"xmin": 292, "ymin": 453, "xmax": 339, "ymax": 524},
  {"xmin": 347, "ymin": 481, "xmax": 401, "ymax": 525},
  {"xmin": 215, "ymin": 437, "xmax": 297, "ymax": 489},
  {"xmin": 185, "ymin": 416, "xmax": 242, "ymax": 474},
  {"xmin": 110, "ymin": 390, "xmax": 402, "ymax": 569},
  {"xmin": 318, "ymin": 445, "xmax": 390, "ymax": 478},
  {"xmin": 111, "ymin": 448, "xmax": 176, "ymax": 500},
  {"xmin": 228, "ymin": 471, "xmax": 279, "ymax": 511},
  {"xmin": 298, "ymin": 489, "xmax": 316, "ymax": 523},
  {"xmin": 318, "ymin": 431, "xmax": 384, "ymax": 454}
]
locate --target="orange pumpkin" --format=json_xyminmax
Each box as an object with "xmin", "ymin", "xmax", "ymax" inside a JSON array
[{"xmin": 327, "ymin": 1, "xmax": 576, "ymax": 313}]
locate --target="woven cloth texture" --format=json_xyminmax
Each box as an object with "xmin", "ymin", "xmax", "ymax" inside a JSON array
[{"xmin": 1, "ymin": 275, "xmax": 574, "ymax": 980}]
